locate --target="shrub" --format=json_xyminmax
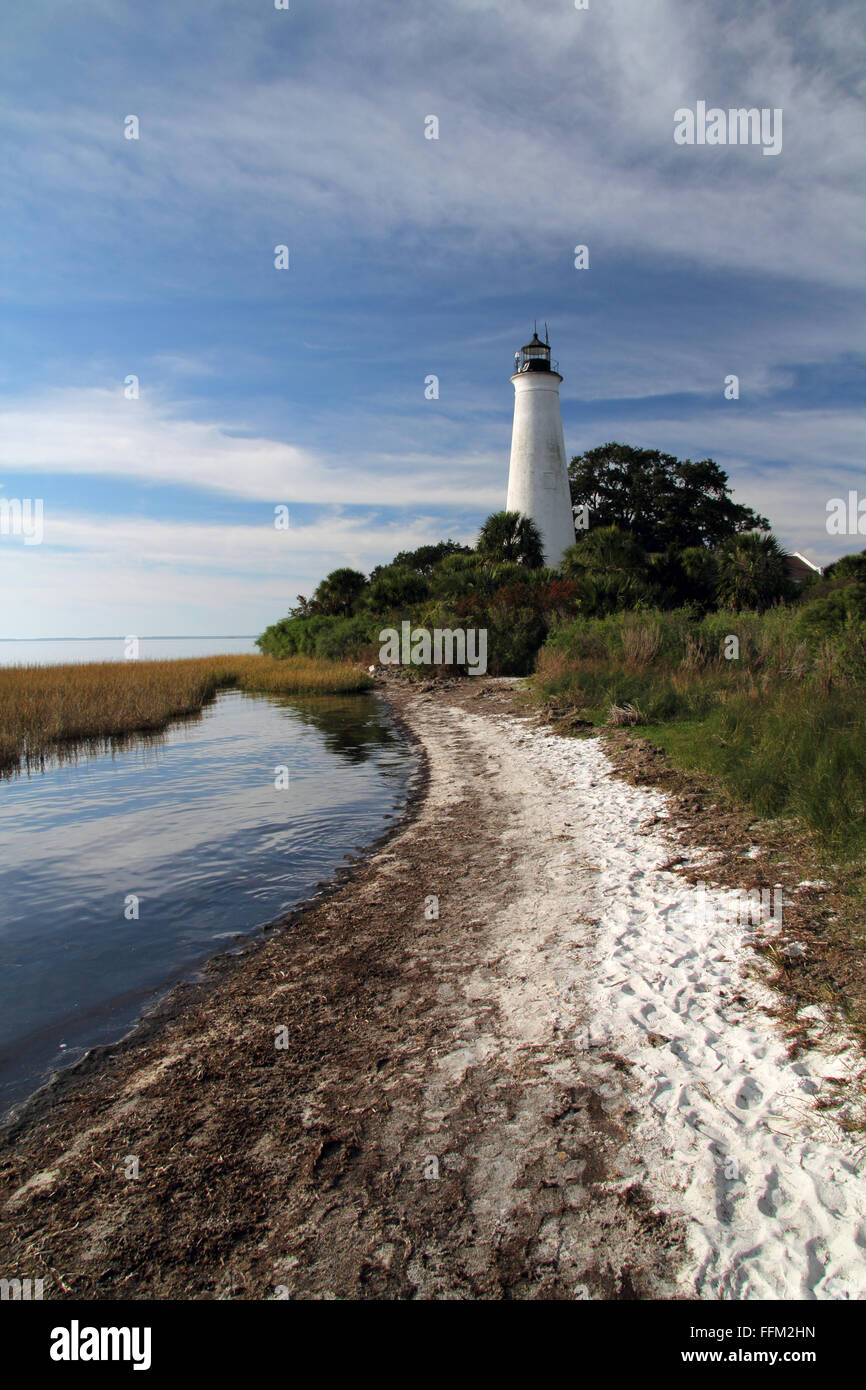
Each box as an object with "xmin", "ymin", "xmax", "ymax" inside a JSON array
[
  {"xmin": 796, "ymin": 586, "xmax": 866, "ymax": 640},
  {"xmin": 364, "ymin": 565, "xmax": 430, "ymax": 611},
  {"xmin": 715, "ymin": 531, "xmax": 792, "ymax": 612},
  {"xmin": 257, "ymin": 614, "xmax": 341, "ymax": 658},
  {"xmin": 314, "ymin": 614, "xmax": 379, "ymax": 662},
  {"xmin": 475, "ymin": 510, "xmax": 545, "ymax": 568}
]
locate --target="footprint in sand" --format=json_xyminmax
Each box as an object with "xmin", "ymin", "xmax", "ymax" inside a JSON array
[{"xmin": 734, "ymin": 1077, "xmax": 764, "ymax": 1110}]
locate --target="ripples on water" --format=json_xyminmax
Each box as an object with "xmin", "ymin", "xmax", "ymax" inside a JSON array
[{"xmin": 0, "ymin": 690, "xmax": 415, "ymax": 1117}]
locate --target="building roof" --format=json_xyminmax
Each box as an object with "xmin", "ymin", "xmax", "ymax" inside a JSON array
[{"xmin": 786, "ymin": 551, "xmax": 824, "ymax": 581}]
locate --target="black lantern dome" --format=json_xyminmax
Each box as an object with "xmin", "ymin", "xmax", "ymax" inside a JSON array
[{"xmin": 513, "ymin": 327, "xmax": 558, "ymax": 375}]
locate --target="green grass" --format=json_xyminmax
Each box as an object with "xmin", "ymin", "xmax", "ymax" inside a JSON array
[{"xmin": 531, "ymin": 608, "xmax": 866, "ymax": 855}]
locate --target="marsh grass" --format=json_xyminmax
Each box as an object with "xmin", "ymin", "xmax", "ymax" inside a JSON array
[
  {"xmin": 0, "ymin": 654, "xmax": 372, "ymax": 776},
  {"xmin": 533, "ymin": 609, "xmax": 866, "ymax": 854}
]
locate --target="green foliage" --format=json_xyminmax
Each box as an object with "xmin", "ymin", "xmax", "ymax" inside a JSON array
[
  {"xmin": 561, "ymin": 526, "xmax": 651, "ymax": 614},
  {"xmin": 824, "ymin": 549, "xmax": 866, "ymax": 585},
  {"xmin": 258, "ymin": 477, "xmax": 866, "ymax": 680},
  {"xmin": 475, "ymin": 510, "xmax": 545, "ymax": 568},
  {"xmin": 533, "ymin": 605, "xmax": 866, "ymax": 851},
  {"xmin": 257, "ymin": 613, "xmax": 341, "ymax": 657},
  {"xmin": 428, "ymin": 554, "xmax": 491, "ymax": 602},
  {"xmin": 312, "ymin": 567, "xmax": 368, "ymax": 617},
  {"xmin": 484, "ymin": 607, "xmax": 547, "ymax": 675},
  {"xmin": 569, "ymin": 442, "xmax": 769, "ymax": 550},
  {"xmin": 313, "ymin": 613, "xmax": 379, "ymax": 662},
  {"xmin": 646, "ymin": 545, "xmax": 720, "ymax": 615},
  {"xmin": 561, "ymin": 523, "xmax": 792, "ymax": 617},
  {"xmin": 795, "ymin": 585, "xmax": 866, "ymax": 639},
  {"xmin": 715, "ymin": 531, "xmax": 793, "ymax": 612},
  {"xmin": 372, "ymin": 539, "xmax": 472, "ymax": 580},
  {"xmin": 364, "ymin": 565, "xmax": 430, "ymax": 611},
  {"xmin": 258, "ymin": 612, "xmax": 379, "ymax": 662},
  {"xmin": 421, "ymin": 594, "xmax": 547, "ymax": 676},
  {"xmin": 562, "ymin": 524, "xmax": 648, "ymax": 579}
]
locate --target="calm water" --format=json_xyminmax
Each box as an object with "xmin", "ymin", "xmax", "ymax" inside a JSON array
[
  {"xmin": 0, "ymin": 689, "xmax": 415, "ymax": 1117},
  {"xmin": 0, "ymin": 636, "xmax": 258, "ymax": 666}
]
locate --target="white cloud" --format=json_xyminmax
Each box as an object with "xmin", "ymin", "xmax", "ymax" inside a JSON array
[
  {"xmin": 0, "ymin": 510, "xmax": 478, "ymax": 638},
  {"xmin": 0, "ymin": 388, "xmax": 504, "ymax": 508},
  {"xmin": 4, "ymin": 0, "xmax": 865, "ymax": 292}
]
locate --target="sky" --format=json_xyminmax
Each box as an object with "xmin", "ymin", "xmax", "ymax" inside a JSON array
[{"xmin": 1, "ymin": 0, "xmax": 864, "ymax": 638}]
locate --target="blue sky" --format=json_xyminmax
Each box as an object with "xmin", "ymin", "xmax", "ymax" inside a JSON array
[{"xmin": 1, "ymin": 0, "xmax": 864, "ymax": 638}]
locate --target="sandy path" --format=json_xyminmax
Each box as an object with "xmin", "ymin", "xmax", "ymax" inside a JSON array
[
  {"xmin": 462, "ymin": 698, "xmax": 866, "ymax": 1300},
  {"xmin": 2, "ymin": 680, "xmax": 863, "ymax": 1299}
]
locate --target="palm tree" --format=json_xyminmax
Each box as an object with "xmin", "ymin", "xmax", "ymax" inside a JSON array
[
  {"xmin": 312, "ymin": 568, "xmax": 368, "ymax": 617},
  {"xmin": 561, "ymin": 524, "xmax": 646, "ymax": 579},
  {"xmin": 716, "ymin": 531, "xmax": 791, "ymax": 612},
  {"xmin": 475, "ymin": 511, "xmax": 545, "ymax": 568}
]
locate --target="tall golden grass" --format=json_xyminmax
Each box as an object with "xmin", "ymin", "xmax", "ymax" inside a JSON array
[{"xmin": 0, "ymin": 654, "xmax": 372, "ymax": 775}]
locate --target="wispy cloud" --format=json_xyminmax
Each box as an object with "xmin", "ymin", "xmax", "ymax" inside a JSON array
[
  {"xmin": 4, "ymin": 1, "xmax": 864, "ymax": 292},
  {"xmin": 0, "ymin": 388, "xmax": 504, "ymax": 508},
  {"xmin": 0, "ymin": 510, "xmax": 474, "ymax": 638}
]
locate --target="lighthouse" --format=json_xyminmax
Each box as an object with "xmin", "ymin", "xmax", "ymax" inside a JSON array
[{"xmin": 506, "ymin": 328, "xmax": 575, "ymax": 567}]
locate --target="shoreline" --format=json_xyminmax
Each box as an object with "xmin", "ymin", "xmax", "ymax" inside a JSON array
[
  {"xmin": 0, "ymin": 653, "xmax": 372, "ymax": 777},
  {"xmin": 0, "ymin": 685, "xmax": 428, "ymax": 1145},
  {"xmin": 2, "ymin": 677, "xmax": 865, "ymax": 1300}
]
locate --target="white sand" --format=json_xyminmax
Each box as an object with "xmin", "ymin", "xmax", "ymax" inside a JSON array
[{"xmin": 453, "ymin": 703, "xmax": 866, "ymax": 1299}]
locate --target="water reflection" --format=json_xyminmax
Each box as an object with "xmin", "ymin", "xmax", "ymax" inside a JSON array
[
  {"xmin": 12, "ymin": 721, "xmax": 195, "ymax": 781},
  {"xmin": 278, "ymin": 692, "xmax": 407, "ymax": 764},
  {"xmin": 9, "ymin": 692, "xmax": 405, "ymax": 782},
  {"xmin": 0, "ymin": 690, "xmax": 414, "ymax": 1118}
]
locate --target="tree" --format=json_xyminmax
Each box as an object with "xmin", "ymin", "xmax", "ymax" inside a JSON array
[
  {"xmin": 569, "ymin": 442, "xmax": 770, "ymax": 551},
  {"xmin": 312, "ymin": 568, "xmax": 367, "ymax": 618},
  {"xmin": 381, "ymin": 539, "xmax": 473, "ymax": 578},
  {"xmin": 646, "ymin": 544, "xmax": 720, "ymax": 613},
  {"xmin": 365, "ymin": 564, "xmax": 430, "ymax": 611},
  {"xmin": 288, "ymin": 594, "xmax": 317, "ymax": 617},
  {"xmin": 561, "ymin": 525, "xmax": 647, "ymax": 579},
  {"xmin": 556, "ymin": 527, "xmax": 652, "ymax": 615},
  {"xmin": 475, "ymin": 511, "xmax": 545, "ymax": 568},
  {"xmin": 823, "ymin": 549, "xmax": 866, "ymax": 586},
  {"xmin": 715, "ymin": 532, "xmax": 791, "ymax": 612}
]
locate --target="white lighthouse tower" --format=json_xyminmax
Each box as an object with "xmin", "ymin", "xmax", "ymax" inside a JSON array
[{"xmin": 505, "ymin": 328, "xmax": 575, "ymax": 567}]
